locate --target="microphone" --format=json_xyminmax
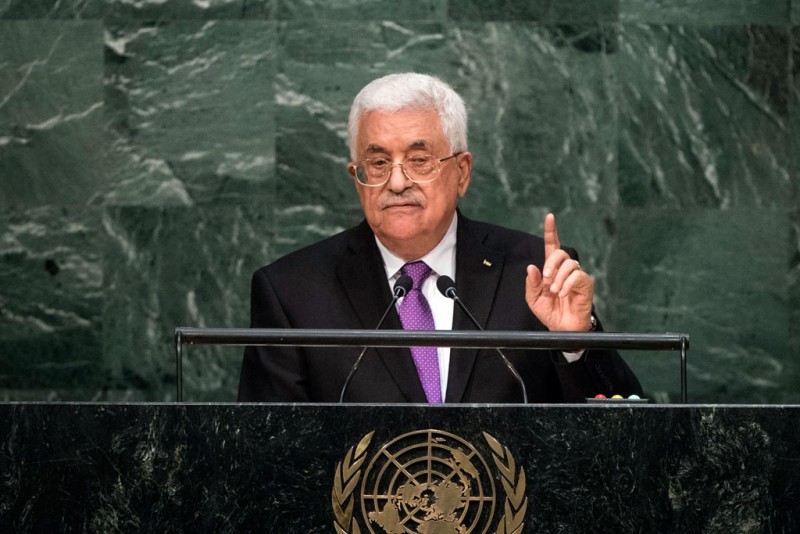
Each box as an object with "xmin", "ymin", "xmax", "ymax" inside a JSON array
[
  {"xmin": 338, "ymin": 274, "xmax": 413, "ymax": 403},
  {"xmin": 436, "ymin": 275, "xmax": 528, "ymax": 403}
]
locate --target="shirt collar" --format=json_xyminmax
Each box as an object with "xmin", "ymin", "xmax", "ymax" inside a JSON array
[{"xmin": 375, "ymin": 213, "xmax": 458, "ymax": 281}]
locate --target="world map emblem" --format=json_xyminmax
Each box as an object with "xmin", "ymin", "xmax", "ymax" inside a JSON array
[{"xmin": 332, "ymin": 430, "xmax": 527, "ymax": 534}]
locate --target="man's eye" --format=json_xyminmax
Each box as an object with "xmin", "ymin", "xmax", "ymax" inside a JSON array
[{"xmin": 369, "ymin": 159, "xmax": 389, "ymax": 168}]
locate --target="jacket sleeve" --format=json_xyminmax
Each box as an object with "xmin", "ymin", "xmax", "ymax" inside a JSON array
[
  {"xmin": 552, "ymin": 328, "xmax": 645, "ymax": 402},
  {"xmin": 549, "ymin": 248, "xmax": 644, "ymax": 402},
  {"xmin": 237, "ymin": 268, "xmax": 311, "ymax": 402}
]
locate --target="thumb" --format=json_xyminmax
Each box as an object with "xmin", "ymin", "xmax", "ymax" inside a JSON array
[{"xmin": 525, "ymin": 264, "xmax": 544, "ymax": 305}]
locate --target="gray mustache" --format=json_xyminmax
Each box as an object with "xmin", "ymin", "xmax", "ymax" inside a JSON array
[{"xmin": 379, "ymin": 192, "xmax": 425, "ymax": 209}]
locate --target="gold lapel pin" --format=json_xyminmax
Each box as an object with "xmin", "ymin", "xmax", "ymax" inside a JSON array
[{"xmin": 482, "ymin": 259, "xmax": 492, "ymax": 267}]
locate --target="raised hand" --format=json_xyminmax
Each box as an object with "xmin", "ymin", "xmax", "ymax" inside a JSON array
[{"xmin": 525, "ymin": 213, "xmax": 594, "ymax": 332}]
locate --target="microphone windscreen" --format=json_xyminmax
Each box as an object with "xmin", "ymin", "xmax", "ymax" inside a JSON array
[
  {"xmin": 436, "ymin": 275, "xmax": 457, "ymax": 298},
  {"xmin": 394, "ymin": 274, "xmax": 413, "ymax": 297}
]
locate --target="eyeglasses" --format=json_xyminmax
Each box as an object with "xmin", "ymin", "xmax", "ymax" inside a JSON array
[{"xmin": 351, "ymin": 153, "xmax": 461, "ymax": 187}]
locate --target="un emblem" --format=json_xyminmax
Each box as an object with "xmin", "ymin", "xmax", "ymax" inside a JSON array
[{"xmin": 332, "ymin": 430, "xmax": 527, "ymax": 534}]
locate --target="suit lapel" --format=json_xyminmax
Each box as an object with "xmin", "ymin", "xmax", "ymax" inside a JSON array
[
  {"xmin": 335, "ymin": 221, "xmax": 427, "ymax": 402},
  {"xmin": 446, "ymin": 213, "xmax": 505, "ymax": 403}
]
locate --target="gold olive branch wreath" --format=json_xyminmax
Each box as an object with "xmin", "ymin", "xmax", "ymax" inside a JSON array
[
  {"xmin": 483, "ymin": 432, "xmax": 528, "ymax": 534},
  {"xmin": 332, "ymin": 431, "xmax": 373, "ymax": 534}
]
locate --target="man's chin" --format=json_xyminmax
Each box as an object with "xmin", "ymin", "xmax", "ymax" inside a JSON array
[{"xmin": 374, "ymin": 223, "xmax": 427, "ymax": 246}]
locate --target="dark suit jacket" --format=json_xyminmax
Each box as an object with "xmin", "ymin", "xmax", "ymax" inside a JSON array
[{"xmin": 238, "ymin": 212, "xmax": 642, "ymax": 403}]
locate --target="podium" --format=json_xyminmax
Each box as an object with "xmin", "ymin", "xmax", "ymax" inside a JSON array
[
  {"xmin": 1, "ymin": 402, "xmax": 799, "ymax": 531},
  {"xmin": 4, "ymin": 330, "xmax": 797, "ymax": 531}
]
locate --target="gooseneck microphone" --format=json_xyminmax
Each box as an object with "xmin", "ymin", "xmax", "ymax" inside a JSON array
[
  {"xmin": 338, "ymin": 274, "xmax": 413, "ymax": 403},
  {"xmin": 436, "ymin": 275, "xmax": 528, "ymax": 403}
]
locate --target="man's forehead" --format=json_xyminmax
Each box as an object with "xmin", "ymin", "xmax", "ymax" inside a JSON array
[
  {"xmin": 357, "ymin": 108, "xmax": 446, "ymax": 153},
  {"xmin": 359, "ymin": 108, "xmax": 442, "ymax": 131}
]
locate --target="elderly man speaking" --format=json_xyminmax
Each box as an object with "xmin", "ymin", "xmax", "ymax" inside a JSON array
[{"xmin": 238, "ymin": 73, "xmax": 642, "ymax": 403}]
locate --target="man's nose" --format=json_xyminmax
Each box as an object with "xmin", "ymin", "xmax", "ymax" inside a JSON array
[{"xmin": 387, "ymin": 163, "xmax": 410, "ymax": 192}]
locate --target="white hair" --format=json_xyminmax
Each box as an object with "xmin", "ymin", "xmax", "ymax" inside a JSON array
[{"xmin": 347, "ymin": 73, "xmax": 468, "ymax": 160}]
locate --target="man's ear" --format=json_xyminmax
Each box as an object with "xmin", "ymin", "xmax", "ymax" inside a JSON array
[{"xmin": 456, "ymin": 152, "xmax": 472, "ymax": 197}]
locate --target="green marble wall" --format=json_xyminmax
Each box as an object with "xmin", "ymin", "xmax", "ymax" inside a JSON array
[{"xmin": 0, "ymin": 0, "xmax": 797, "ymax": 403}]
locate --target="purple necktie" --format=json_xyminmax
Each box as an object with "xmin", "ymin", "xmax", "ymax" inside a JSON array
[{"xmin": 398, "ymin": 261, "xmax": 442, "ymax": 404}]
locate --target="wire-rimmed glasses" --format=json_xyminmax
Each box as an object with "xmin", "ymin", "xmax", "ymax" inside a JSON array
[{"xmin": 350, "ymin": 153, "xmax": 461, "ymax": 187}]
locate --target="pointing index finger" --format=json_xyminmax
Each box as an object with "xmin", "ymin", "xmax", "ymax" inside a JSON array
[{"xmin": 544, "ymin": 213, "xmax": 560, "ymax": 257}]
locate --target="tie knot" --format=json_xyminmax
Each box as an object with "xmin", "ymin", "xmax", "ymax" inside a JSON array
[{"xmin": 401, "ymin": 261, "xmax": 432, "ymax": 289}]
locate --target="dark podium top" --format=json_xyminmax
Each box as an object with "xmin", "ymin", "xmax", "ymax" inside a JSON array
[{"xmin": 1, "ymin": 403, "xmax": 798, "ymax": 532}]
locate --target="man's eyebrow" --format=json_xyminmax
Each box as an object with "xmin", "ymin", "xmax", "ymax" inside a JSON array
[
  {"xmin": 365, "ymin": 144, "xmax": 389, "ymax": 154},
  {"xmin": 365, "ymin": 141, "xmax": 431, "ymax": 154}
]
